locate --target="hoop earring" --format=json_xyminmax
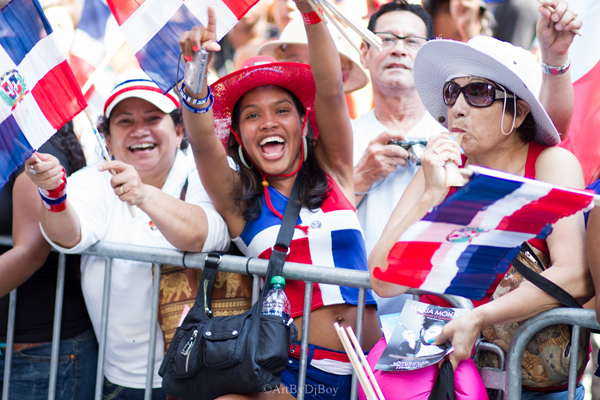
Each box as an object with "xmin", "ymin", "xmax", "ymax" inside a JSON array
[
  {"xmin": 499, "ymin": 84, "xmax": 516, "ymax": 136},
  {"xmin": 302, "ymin": 136, "xmax": 308, "ymax": 162},
  {"xmin": 238, "ymin": 145, "xmax": 252, "ymax": 169}
]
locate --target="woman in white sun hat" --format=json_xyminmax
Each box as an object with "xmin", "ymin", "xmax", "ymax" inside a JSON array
[
  {"xmin": 24, "ymin": 69, "xmax": 230, "ymax": 399},
  {"xmin": 367, "ymin": 32, "xmax": 592, "ymax": 400}
]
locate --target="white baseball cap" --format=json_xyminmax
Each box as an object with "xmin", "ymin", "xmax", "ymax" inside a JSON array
[
  {"xmin": 414, "ymin": 36, "xmax": 559, "ymax": 146},
  {"xmin": 104, "ymin": 69, "xmax": 180, "ymax": 118}
]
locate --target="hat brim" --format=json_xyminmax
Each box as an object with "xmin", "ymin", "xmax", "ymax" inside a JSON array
[
  {"xmin": 258, "ymin": 40, "xmax": 368, "ymax": 94},
  {"xmin": 211, "ymin": 61, "xmax": 317, "ymax": 146},
  {"xmin": 414, "ymin": 39, "xmax": 559, "ymax": 146},
  {"xmin": 104, "ymin": 89, "xmax": 179, "ymax": 118}
]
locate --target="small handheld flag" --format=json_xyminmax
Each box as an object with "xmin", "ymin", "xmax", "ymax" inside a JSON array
[
  {"xmin": 106, "ymin": 0, "xmax": 261, "ymax": 94},
  {"xmin": 373, "ymin": 167, "xmax": 595, "ymax": 300},
  {"xmin": 0, "ymin": 0, "xmax": 87, "ymax": 190}
]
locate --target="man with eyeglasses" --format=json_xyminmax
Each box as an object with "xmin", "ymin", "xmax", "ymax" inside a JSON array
[{"xmin": 352, "ymin": 0, "xmax": 442, "ymax": 315}]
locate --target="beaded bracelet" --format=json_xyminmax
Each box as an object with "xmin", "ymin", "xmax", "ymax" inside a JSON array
[
  {"xmin": 301, "ymin": 11, "xmax": 321, "ymax": 25},
  {"xmin": 180, "ymin": 82, "xmax": 212, "ymax": 105},
  {"xmin": 38, "ymin": 168, "xmax": 67, "ymax": 212},
  {"xmin": 182, "ymin": 93, "xmax": 214, "ymax": 114}
]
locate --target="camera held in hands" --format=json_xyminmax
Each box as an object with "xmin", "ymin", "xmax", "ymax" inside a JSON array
[
  {"xmin": 387, "ymin": 138, "xmax": 427, "ymax": 166},
  {"xmin": 184, "ymin": 47, "xmax": 209, "ymax": 94}
]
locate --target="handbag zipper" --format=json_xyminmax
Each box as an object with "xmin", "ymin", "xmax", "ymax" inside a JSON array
[{"xmin": 181, "ymin": 329, "xmax": 198, "ymax": 372}]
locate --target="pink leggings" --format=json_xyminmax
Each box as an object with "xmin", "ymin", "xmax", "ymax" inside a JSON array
[{"xmin": 358, "ymin": 337, "xmax": 488, "ymax": 400}]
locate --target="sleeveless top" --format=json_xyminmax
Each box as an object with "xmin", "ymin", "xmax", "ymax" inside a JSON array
[
  {"xmin": 232, "ymin": 176, "xmax": 376, "ymax": 317},
  {"xmin": 439, "ymin": 141, "xmax": 550, "ymax": 307}
]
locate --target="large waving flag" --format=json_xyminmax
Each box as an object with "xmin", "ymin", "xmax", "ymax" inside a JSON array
[
  {"xmin": 69, "ymin": 0, "xmax": 111, "ymax": 101},
  {"xmin": 0, "ymin": 0, "xmax": 87, "ymax": 189},
  {"xmin": 107, "ymin": 0, "xmax": 260, "ymax": 93},
  {"xmin": 558, "ymin": 0, "xmax": 600, "ymax": 185},
  {"xmin": 373, "ymin": 167, "xmax": 595, "ymax": 300}
]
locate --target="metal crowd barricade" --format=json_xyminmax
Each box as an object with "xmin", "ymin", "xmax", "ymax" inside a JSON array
[{"xmin": 1, "ymin": 235, "xmax": 595, "ymax": 400}]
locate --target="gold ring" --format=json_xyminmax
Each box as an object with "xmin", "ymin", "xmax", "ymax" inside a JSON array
[{"xmin": 119, "ymin": 186, "xmax": 124, "ymax": 195}]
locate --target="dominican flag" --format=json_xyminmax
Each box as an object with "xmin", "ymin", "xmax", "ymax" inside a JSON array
[
  {"xmin": 107, "ymin": 0, "xmax": 260, "ymax": 93},
  {"xmin": 0, "ymin": 0, "xmax": 87, "ymax": 189},
  {"xmin": 558, "ymin": 0, "xmax": 600, "ymax": 185},
  {"xmin": 69, "ymin": 0, "xmax": 111, "ymax": 100},
  {"xmin": 373, "ymin": 167, "xmax": 595, "ymax": 300}
]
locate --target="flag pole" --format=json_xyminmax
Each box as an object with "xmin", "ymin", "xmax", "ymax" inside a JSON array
[
  {"xmin": 83, "ymin": 108, "xmax": 136, "ymax": 217},
  {"xmin": 81, "ymin": 37, "xmax": 127, "ymax": 95},
  {"xmin": 345, "ymin": 326, "xmax": 386, "ymax": 400}
]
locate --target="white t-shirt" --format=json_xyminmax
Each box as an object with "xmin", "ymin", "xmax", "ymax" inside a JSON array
[
  {"xmin": 352, "ymin": 110, "xmax": 445, "ymax": 316},
  {"xmin": 352, "ymin": 109, "xmax": 445, "ymax": 256},
  {"xmin": 42, "ymin": 150, "xmax": 230, "ymax": 388}
]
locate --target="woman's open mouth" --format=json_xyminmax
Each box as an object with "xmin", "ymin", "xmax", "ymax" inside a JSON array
[
  {"xmin": 128, "ymin": 143, "xmax": 157, "ymax": 153},
  {"xmin": 259, "ymin": 136, "xmax": 285, "ymax": 157}
]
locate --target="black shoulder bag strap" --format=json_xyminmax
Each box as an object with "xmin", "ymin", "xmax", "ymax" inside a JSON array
[
  {"xmin": 511, "ymin": 242, "xmax": 581, "ymax": 308},
  {"xmin": 196, "ymin": 179, "xmax": 302, "ymax": 318}
]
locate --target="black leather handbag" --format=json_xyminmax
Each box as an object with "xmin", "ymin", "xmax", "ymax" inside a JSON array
[{"xmin": 159, "ymin": 181, "xmax": 301, "ymax": 400}]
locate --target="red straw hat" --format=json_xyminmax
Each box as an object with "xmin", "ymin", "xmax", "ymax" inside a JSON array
[{"xmin": 211, "ymin": 55, "xmax": 318, "ymax": 146}]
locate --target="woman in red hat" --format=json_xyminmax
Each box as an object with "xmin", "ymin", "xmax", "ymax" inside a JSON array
[{"xmin": 179, "ymin": 1, "xmax": 382, "ymax": 399}]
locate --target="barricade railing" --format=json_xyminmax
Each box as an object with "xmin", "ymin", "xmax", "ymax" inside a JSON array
[{"xmin": 2, "ymin": 235, "xmax": 592, "ymax": 400}]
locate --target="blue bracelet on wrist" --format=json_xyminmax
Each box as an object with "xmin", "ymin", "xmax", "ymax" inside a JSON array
[
  {"xmin": 180, "ymin": 83, "xmax": 212, "ymax": 105},
  {"xmin": 181, "ymin": 93, "xmax": 214, "ymax": 114}
]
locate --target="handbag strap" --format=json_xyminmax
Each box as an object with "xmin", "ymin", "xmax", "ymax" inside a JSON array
[
  {"xmin": 261, "ymin": 179, "xmax": 301, "ymax": 302},
  {"xmin": 191, "ymin": 179, "xmax": 302, "ymax": 320},
  {"xmin": 512, "ymin": 243, "xmax": 581, "ymax": 309},
  {"xmin": 428, "ymin": 359, "xmax": 456, "ymax": 400}
]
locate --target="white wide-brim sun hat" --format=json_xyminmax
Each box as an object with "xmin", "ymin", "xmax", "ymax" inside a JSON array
[
  {"xmin": 258, "ymin": 17, "xmax": 369, "ymax": 94},
  {"xmin": 414, "ymin": 36, "xmax": 560, "ymax": 146}
]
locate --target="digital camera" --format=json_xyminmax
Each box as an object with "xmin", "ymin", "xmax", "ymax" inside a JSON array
[
  {"xmin": 387, "ymin": 138, "xmax": 427, "ymax": 166},
  {"xmin": 183, "ymin": 47, "xmax": 209, "ymax": 94}
]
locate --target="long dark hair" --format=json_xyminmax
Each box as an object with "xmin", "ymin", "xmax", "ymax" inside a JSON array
[
  {"xmin": 97, "ymin": 108, "xmax": 189, "ymax": 150},
  {"xmin": 228, "ymin": 87, "xmax": 330, "ymax": 221},
  {"xmin": 49, "ymin": 121, "xmax": 86, "ymax": 173}
]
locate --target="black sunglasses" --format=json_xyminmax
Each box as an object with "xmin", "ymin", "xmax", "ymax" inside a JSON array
[{"xmin": 443, "ymin": 81, "xmax": 516, "ymax": 108}]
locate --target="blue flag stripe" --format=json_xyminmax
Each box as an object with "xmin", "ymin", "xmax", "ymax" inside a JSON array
[
  {"xmin": 424, "ymin": 174, "xmax": 524, "ymax": 225},
  {"xmin": 78, "ymin": 0, "xmax": 111, "ymax": 40},
  {"xmin": 0, "ymin": 115, "xmax": 33, "ymax": 188},
  {"xmin": 0, "ymin": 0, "xmax": 50, "ymax": 66},
  {"xmin": 135, "ymin": 5, "xmax": 201, "ymax": 93}
]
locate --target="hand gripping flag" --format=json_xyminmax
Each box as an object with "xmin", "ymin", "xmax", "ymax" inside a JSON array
[
  {"xmin": 107, "ymin": 0, "xmax": 260, "ymax": 93},
  {"xmin": 373, "ymin": 167, "xmax": 595, "ymax": 300},
  {"xmin": 0, "ymin": 0, "xmax": 87, "ymax": 190}
]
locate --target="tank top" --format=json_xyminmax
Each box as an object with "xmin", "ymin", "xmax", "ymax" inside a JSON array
[{"xmin": 232, "ymin": 176, "xmax": 376, "ymax": 317}]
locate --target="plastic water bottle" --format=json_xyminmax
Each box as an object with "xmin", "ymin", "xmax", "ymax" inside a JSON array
[{"xmin": 262, "ymin": 276, "xmax": 291, "ymax": 320}]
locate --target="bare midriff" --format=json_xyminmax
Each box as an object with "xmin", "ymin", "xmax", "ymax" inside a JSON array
[{"xmin": 292, "ymin": 303, "xmax": 382, "ymax": 352}]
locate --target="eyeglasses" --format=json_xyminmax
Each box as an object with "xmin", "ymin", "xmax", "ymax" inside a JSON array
[
  {"xmin": 373, "ymin": 32, "xmax": 428, "ymax": 51},
  {"xmin": 443, "ymin": 81, "xmax": 517, "ymax": 108}
]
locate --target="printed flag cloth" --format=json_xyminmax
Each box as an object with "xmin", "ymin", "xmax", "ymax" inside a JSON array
[
  {"xmin": 69, "ymin": 0, "xmax": 111, "ymax": 101},
  {"xmin": 0, "ymin": 0, "xmax": 87, "ymax": 190},
  {"xmin": 373, "ymin": 167, "xmax": 595, "ymax": 300},
  {"xmin": 107, "ymin": 0, "xmax": 260, "ymax": 93},
  {"xmin": 558, "ymin": 0, "xmax": 600, "ymax": 185}
]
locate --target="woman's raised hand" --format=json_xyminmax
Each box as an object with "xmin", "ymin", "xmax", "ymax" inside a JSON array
[
  {"xmin": 179, "ymin": 5, "xmax": 221, "ymax": 63},
  {"xmin": 98, "ymin": 160, "xmax": 148, "ymax": 206},
  {"xmin": 537, "ymin": 0, "xmax": 582, "ymax": 61},
  {"xmin": 25, "ymin": 152, "xmax": 65, "ymax": 191}
]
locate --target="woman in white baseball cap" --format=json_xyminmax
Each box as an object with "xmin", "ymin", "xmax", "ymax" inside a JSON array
[
  {"xmin": 367, "ymin": 11, "xmax": 591, "ymax": 400},
  {"xmin": 25, "ymin": 69, "xmax": 230, "ymax": 399}
]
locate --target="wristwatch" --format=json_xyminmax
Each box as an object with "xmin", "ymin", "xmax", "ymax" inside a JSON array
[{"xmin": 541, "ymin": 57, "xmax": 571, "ymax": 75}]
